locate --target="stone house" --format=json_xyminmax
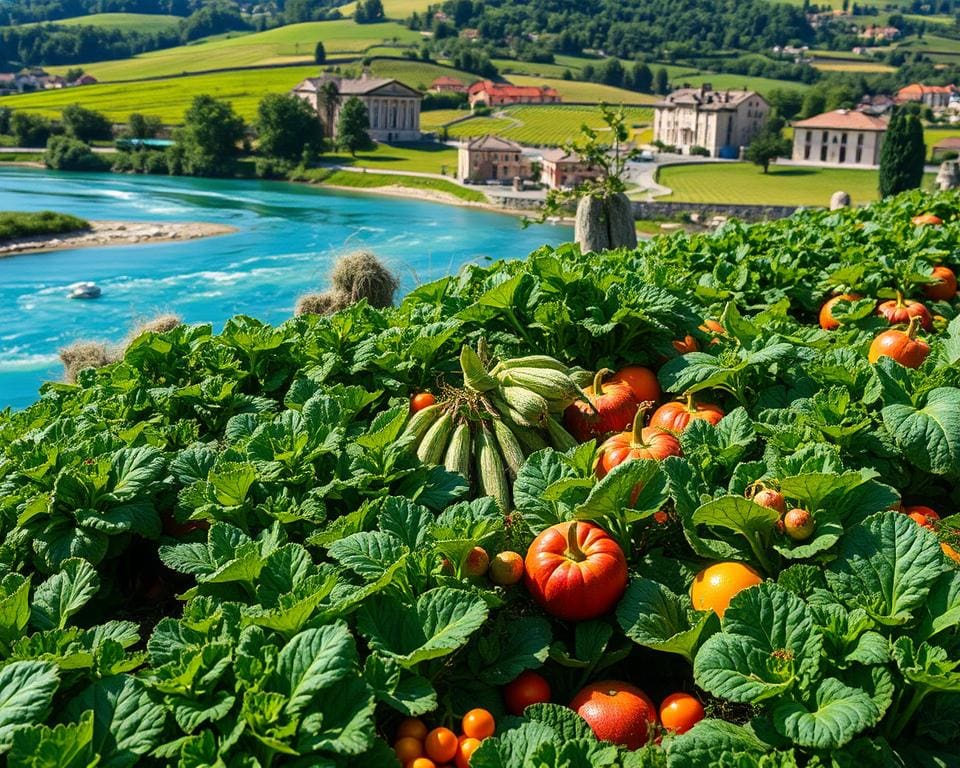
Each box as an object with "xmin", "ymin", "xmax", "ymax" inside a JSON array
[
  {"xmin": 431, "ymin": 76, "xmax": 467, "ymax": 94},
  {"xmin": 539, "ymin": 149, "xmax": 603, "ymax": 190},
  {"xmin": 293, "ymin": 74, "xmax": 422, "ymax": 143},
  {"xmin": 895, "ymin": 83, "xmax": 955, "ymax": 110},
  {"xmin": 790, "ymin": 109, "xmax": 887, "ymax": 167},
  {"xmin": 467, "ymin": 80, "xmax": 561, "ymax": 108},
  {"xmin": 458, "ymin": 135, "xmax": 528, "ymax": 182},
  {"xmin": 652, "ymin": 86, "xmax": 769, "ymax": 157}
]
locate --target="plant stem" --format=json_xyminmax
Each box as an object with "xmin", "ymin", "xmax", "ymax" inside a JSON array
[
  {"xmin": 887, "ymin": 687, "xmax": 927, "ymax": 741},
  {"xmin": 746, "ymin": 531, "xmax": 775, "ymax": 576}
]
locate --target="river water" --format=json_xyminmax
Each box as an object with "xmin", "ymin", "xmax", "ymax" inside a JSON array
[{"xmin": 0, "ymin": 167, "xmax": 570, "ymax": 410}]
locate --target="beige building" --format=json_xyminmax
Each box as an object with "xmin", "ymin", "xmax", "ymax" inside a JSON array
[
  {"xmin": 540, "ymin": 149, "xmax": 603, "ymax": 190},
  {"xmin": 293, "ymin": 74, "xmax": 422, "ymax": 143},
  {"xmin": 653, "ymin": 86, "xmax": 769, "ymax": 158},
  {"xmin": 791, "ymin": 109, "xmax": 887, "ymax": 167},
  {"xmin": 458, "ymin": 135, "xmax": 527, "ymax": 182}
]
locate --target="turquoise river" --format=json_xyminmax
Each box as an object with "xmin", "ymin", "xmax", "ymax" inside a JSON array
[{"xmin": 0, "ymin": 167, "xmax": 571, "ymax": 410}]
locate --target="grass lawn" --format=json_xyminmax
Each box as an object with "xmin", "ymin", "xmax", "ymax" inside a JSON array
[
  {"xmin": 492, "ymin": 59, "xmax": 580, "ymax": 79},
  {"xmin": 323, "ymin": 142, "xmax": 459, "ymax": 174},
  {"xmin": 336, "ymin": 0, "xmax": 433, "ymax": 17},
  {"xmin": 667, "ymin": 71, "xmax": 810, "ymax": 96},
  {"xmin": 299, "ymin": 168, "xmax": 486, "ymax": 202},
  {"xmin": 656, "ymin": 162, "xmax": 913, "ymax": 206},
  {"xmin": 506, "ymin": 75, "xmax": 657, "ymax": 105},
  {"xmin": 367, "ymin": 59, "xmax": 479, "ymax": 90},
  {"xmin": 44, "ymin": 19, "xmax": 421, "ymax": 81},
  {"xmin": 18, "ymin": 12, "xmax": 183, "ymax": 32},
  {"xmin": 421, "ymin": 109, "xmax": 472, "ymax": 130},
  {"xmin": 446, "ymin": 105, "xmax": 652, "ymax": 146},
  {"xmin": 0, "ymin": 210, "xmax": 89, "ymax": 241}
]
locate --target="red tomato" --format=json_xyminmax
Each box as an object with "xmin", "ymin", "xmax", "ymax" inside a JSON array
[
  {"xmin": 819, "ymin": 293, "xmax": 861, "ymax": 331},
  {"xmin": 877, "ymin": 292, "xmax": 933, "ymax": 331},
  {"xmin": 570, "ymin": 680, "xmax": 657, "ymax": 750},
  {"xmin": 904, "ymin": 505, "xmax": 940, "ymax": 530},
  {"xmin": 924, "ymin": 266, "xmax": 958, "ymax": 301},
  {"xmin": 563, "ymin": 369, "xmax": 640, "ymax": 442},
  {"xmin": 649, "ymin": 394, "xmax": 724, "ymax": 434},
  {"xmin": 912, "ymin": 214, "xmax": 943, "ymax": 226},
  {"xmin": 752, "ymin": 489, "xmax": 787, "ymax": 514},
  {"xmin": 659, "ymin": 693, "xmax": 705, "ymax": 735},
  {"xmin": 411, "ymin": 392, "xmax": 437, "ymax": 412},
  {"xmin": 868, "ymin": 317, "xmax": 930, "ymax": 368},
  {"xmin": 609, "ymin": 365, "xmax": 661, "ymax": 404},
  {"xmin": 524, "ymin": 521, "xmax": 628, "ymax": 622},
  {"xmin": 503, "ymin": 671, "xmax": 552, "ymax": 715}
]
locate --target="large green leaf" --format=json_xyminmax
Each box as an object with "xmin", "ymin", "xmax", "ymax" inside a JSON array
[
  {"xmin": 64, "ymin": 676, "xmax": 165, "ymax": 768},
  {"xmin": 693, "ymin": 583, "xmax": 822, "ymax": 703},
  {"xmin": 882, "ymin": 387, "xmax": 960, "ymax": 474},
  {"xmin": 31, "ymin": 558, "xmax": 100, "ymax": 632},
  {"xmin": 772, "ymin": 677, "xmax": 881, "ymax": 749},
  {"xmin": 276, "ymin": 623, "xmax": 357, "ymax": 716},
  {"xmin": 327, "ymin": 532, "xmax": 408, "ymax": 581},
  {"xmin": 0, "ymin": 575, "xmax": 31, "ymax": 650},
  {"xmin": 617, "ymin": 578, "xmax": 720, "ymax": 663},
  {"xmin": 467, "ymin": 615, "xmax": 551, "ymax": 684},
  {"xmin": 891, "ymin": 637, "xmax": 960, "ymax": 693},
  {"xmin": 296, "ymin": 676, "xmax": 376, "ymax": 756},
  {"xmin": 357, "ymin": 587, "xmax": 488, "ymax": 668},
  {"xmin": 8, "ymin": 709, "xmax": 95, "ymax": 768},
  {"xmin": 0, "ymin": 661, "xmax": 60, "ymax": 748},
  {"xmin": 665, "ymin": 720, "xmax": 768, "ymax": 768},
  {"xmin": 575, "ymin": 459, "xmax": 668, "ymax": 525},
  {"xmin": 825, "ymin": 512, "xmax": 944, "ymax": 625}
]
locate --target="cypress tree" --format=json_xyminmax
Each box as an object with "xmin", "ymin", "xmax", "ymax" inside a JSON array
[{"xmin": 879, "ymin": 110, "xmax": 926, "ymax": 197}]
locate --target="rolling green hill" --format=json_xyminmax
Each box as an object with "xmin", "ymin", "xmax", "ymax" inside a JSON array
[
  {"xmin": 17, "ymin": 12, "xmax": 184, "ymax": 32},
  {"xmin": 44, "ymin": 19, "xmax": 422, "ymax": 82}
]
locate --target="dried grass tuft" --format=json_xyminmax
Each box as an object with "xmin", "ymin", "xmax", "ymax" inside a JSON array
[
  {"xmin": 60, "ymin": 341, "xmax": 116, "ymax": 384},
  {"xmin": 294, "ymin": 290, "xmax": 352, "ymax": 316},
  {"xmin": 329, "ymin": 250, "xmax": 399, "ymax": 309}
]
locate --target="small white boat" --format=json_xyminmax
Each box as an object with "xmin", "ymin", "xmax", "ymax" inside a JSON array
[{"xmin": 67, "ymin": 282, "xmax": 102, "ymax": 300}]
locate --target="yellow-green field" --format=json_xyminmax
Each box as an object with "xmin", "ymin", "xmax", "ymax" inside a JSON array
[
  {"xmin": 421, "ymin": 109, "xmax": 472, "ymax": 131},
  {"xmin": 0, "ymin": 57, "xmax": 481, "ymax": 124},
  {"xmin": 0, "ymin": 65, "xmax": 323, "ymax": 123},
  {"xmin": 506, "ymin": 75, "xmax": 657, "ymax": 105},
  {"xmin": 18, "ymin": 12, "xmax": 183, "ymax": 32},
  {"xmin": 656, "ymin": 162, "xmax": 935, "ymax": 206},
  {"xmin": 336, "ymin": 0, "xmax": 433, "ymax": 17},
  {"xmin": 812, "ymin": 59, "xmax": 896, "ymax": 73},
  {"xmin": 445, "ymin": 105, "xmax": 652, "ymax": 146},
  {"xmin": 45, "ymin": 19, "xmax": 421, "ymax": 82}
]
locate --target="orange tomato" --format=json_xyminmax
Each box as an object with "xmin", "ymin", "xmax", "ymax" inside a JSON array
[
  {"xmin": 424, "ymin": 728, "xmax": 459, "ymax": 764},
  {"xmin": 903, "ymin": 505, "xmax": 940, "ymax": 530},
  {"xmin": 912, "ymin": 213, "xmax": 943, "ymax": 226},
  {"xmin": 690, "ymin": 562, "xmax": 764, "ymax": 618},
  {"xmin": 396, "ymin": 718, "xmax": 428, "ymax": 741},
  {"xmin": 489, "ymin": 551, "xmax": 524, "ymax": 585},
  {"xmin": 394, "ymin": 736, "xmax": 424, "ymax": 763},
  {"xmin": 610, "ymin": 365, "xmax": 661, "ymax": 404},
  {"xmin": 463, "ymin": 546, "xmax": 489, "ymax": 577},
  {"xmin": 924, "ymin": 265, "xmax": 958, "ymax": 301},
  {"xmin": 942, "ymin": 542, "xmax": 960, "ymax": 564},
  {"xmin": 672, "ymin": 334, "xmax": 699, "ymax": 354},
  {"xmin": 462, "ymin": 709, "xmax": 495, "ymax": 739},
  {"xmin": 408, "ymin": 759, "xmax": 437, "ymax": 768},
  {"xmin": 659, "ymin": 693, "xmax": 705, "ymax": 735},
  {"xmin": 455, "ymin": 737, "xmax": 482, "ymax": 768},
  {"xmin": 411, "ymin": 392, "xmax": 437, "ymax": 412}
]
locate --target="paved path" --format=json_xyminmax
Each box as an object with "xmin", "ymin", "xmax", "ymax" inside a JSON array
[{"xmin": 0, "ymin": 146, "xmax": 114, "ymax": 153}]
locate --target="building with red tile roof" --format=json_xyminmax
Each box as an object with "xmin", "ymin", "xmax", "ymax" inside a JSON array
[
  {"xmin": 467, "ymin": 80, "xmax": 561, "ymax": 108},
  {"xmin": 791, "ymin": 109, "xmax": 888, "ymax": 167},
  {"xmin": 896, "ymin": 83, "xmax": 955, "ymax": 109}
]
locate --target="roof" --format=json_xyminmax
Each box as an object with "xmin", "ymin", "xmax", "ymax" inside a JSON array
[
  {"xmin": 654, "ymin": 87, "xmax": 764, "ymax": 111},
  {"xmin": 294, "ymin": 75, "xmax": 420, "ymax": 98},
  {"xmin": 897, "ymin": 83, "xmax": 955, "ymax": 98},
  {"xmin": 461, "ymin": 135, "xmax": 524, "ymax": 152},
  {"xmin": 468, "ymin": 80, "xmax": 560, "ymax": 98},
  {"xmin": 934, "ymin": 136, "xmax": 960, "ymax": 149},
  {"xmin": 540, "ymin": 148, "xmax": 587, "ymax": 164},
  {"xmin": 791, "ymin": 109, "xmax": 888, "ymax": 131}
]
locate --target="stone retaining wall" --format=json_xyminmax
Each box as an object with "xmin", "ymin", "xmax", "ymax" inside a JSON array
[{"xmin": 630, "ymin": 201, "xmax": 804, "ymax": 222}]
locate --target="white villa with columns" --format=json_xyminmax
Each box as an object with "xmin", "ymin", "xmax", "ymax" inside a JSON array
[{"xmin": 292, "ymin": 74, "xmax": 422, "ymax": 143}]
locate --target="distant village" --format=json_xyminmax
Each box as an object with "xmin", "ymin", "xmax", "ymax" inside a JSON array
[{"xmin": 0, "ymin": 67, "xmax": 98, "ymax": 93}]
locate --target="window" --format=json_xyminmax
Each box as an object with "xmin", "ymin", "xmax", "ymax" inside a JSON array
[
  {"xmin": 821, "ymin": 144, "xmax": 828, "ymax": 161},
  {"xmin": 804, "ymin": 144, "xmax": 811, "ymax": 159},
  {"xmin": 857, "ymin": 133, "xmax": 864, "ymax": 146},
  {"xmin": 839, "ymin": 147, "xmax": 846, "ymax": 163},
  {"xmin": 856, "ymin": 147, "xmax": 862, "ymax": 163},
  {"xmin": 841, "ymin": 132, "xmax": 848, "ymax": 145},
  {"xmin": 822, "ymin": 131, "xmax": 828, "ymax": 143}
]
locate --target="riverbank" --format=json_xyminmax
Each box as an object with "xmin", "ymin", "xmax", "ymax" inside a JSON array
[{"xmin": 0, "ymin": 219, "xmax": 238, "ymax": 257}]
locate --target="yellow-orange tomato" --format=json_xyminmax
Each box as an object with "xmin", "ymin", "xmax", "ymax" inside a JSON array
[
  {"xmin": 489, "ymin": 551, "xmax": 524, "ymax": 585},
  {"xmin": 394, "ymin": 736, "xmax": 424, "ymax": 762},
  {"xmin": 610, "ymin": 365, "xmax": 661, "ymax": 405},
  {"xmin": 424, "ymin": 728, "xmax": 459, "ymax": 764},
  {"xmin": 396, "ymin": 718, "xmax": 428, "ymax": 741},
  {"xmin": 408, "ymin": 759, "xmax": 437, "ymax": 768},
  {"xmin": 659, "ymin": 693, "xmax": 705, "ymax": 735},
  {"xmin": 455, "ymin": 737, "xmax": 482, "ymax": 768},
  {"xmin": 462, "ymin": 709, "xmax": 495, "ymax": 739},
  {"xmin": 411, "ymin": 392, "xmax": 436, "ymax": 413},
  {"xmin": 690, "ymin": 562, "xmax": 764, "ymax": 618},
  {"xmin": 941, "ymin": 542, "xmax": 960, "ymax": 564}
]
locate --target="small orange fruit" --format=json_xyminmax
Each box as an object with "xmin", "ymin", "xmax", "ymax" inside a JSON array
[
  {"xmin": 489, "ymin": 551, "xmax": 524, "ymax": 585},
  {"xmin": 394, "ymin": 736, "xmax": 424, "ymax": 762},
  {"xmin": 455, "ymin": 737, "xmax": 481, "ymax": 768},
  {"xmin": 462, "ymin": 708, "xmax": 495, "ymax": 739},
  {"xmin": 396, "ymin": 718, "xmax": 428, "ymax": 741},
  {"xmin": 424, "ymin": 728, "xmax": 459, "ymax": 764},
  {"xmin": 690, "ymin": 562, "xmax": 764, "ymax": 618}
]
